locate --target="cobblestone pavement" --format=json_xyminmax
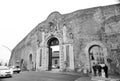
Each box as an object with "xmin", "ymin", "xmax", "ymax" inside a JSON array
[
  {"xmin": 91, "ymin": 76, "xmax": 120, "ymax": 81},
  {"xmin": 1, "ymin": 71, "xmax": 120, "ymax": 81},
  {"xmin": 75, "ymin": 75, "xmax": 120, "ymax": 81},
  {"xmin": 0, "ymin": 71, "xmax": 81, "ymax": 81}
]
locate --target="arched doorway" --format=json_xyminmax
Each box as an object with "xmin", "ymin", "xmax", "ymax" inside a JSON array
[
  {"xmin": 47, "ymin": 37, "xmax": 60, "ymax": 70},
  {"xmin": 89, "ymin": 45, "xmax": 105, "ymax": 72},
  {"xmin": 85, "ymin": 41, "xmax": 108, "ymax": 73},
  {"xmin": 29, "ymin": 54, "xmax": 33, "ymax": 70},
  {"xmin": 29, "ymin": 54, "xmax": 32, "ymax": 64},
  {"xmin": 89, "ymin": 45, "xmax": 105, "ymax": 63}
]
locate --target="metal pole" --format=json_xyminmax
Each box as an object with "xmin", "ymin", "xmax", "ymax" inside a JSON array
[
  {"xmin": 1, "ymin": 45, "xmax": 11, "ymax": 66},
  {"xmin": 1, "ymin": 45, "xmax": 11, "ymax": 52}
]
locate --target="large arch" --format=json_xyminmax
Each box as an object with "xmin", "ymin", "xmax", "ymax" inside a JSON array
[
  {"xmin": 38, "ymin": 32, "xmax": 74, "ymax": 71},
  {"xmin": 85, "ymin": 41, "xmax": 108, "ymax": 72},
  {"xmin": 47, "ymin": 37, "xmax": 60, "ymax": 70}
]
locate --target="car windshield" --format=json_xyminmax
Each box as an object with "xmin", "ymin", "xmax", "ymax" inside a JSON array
[{"xmin": 0, "ymin": 66, "xmax": 9, "ymax": 70}]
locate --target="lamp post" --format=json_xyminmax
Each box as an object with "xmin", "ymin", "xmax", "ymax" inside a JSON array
[{"xmin": 1, "ymin": 45, "xmax": 11, "ymax": 52}]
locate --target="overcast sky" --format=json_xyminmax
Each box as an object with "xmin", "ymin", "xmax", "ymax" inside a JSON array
[{"xmin": 0, "ymin": 0, "xmax": 119, "ymax": 63}]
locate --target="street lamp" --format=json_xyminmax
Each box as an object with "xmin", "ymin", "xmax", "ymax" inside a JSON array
[{"xmin": 1, "ymin": 45, "xmax": 11, "ymax": 52}]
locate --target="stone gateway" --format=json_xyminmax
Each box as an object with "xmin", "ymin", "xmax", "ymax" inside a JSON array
[{"xmin": 9, "ymin": 4, "xmax": 120, "ymax": 74}]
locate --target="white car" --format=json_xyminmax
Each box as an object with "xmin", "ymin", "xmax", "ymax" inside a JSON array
[
  {"xmin": 9, "ymin": 66, "xmax": 21, "ymax": 73},
  {"xmin": 12, "ymin": 67, "xmax": 21, "ymax": 73},
  {"xmin": 0, "ymin": 66, "xmax": 13, "ymax": 77}
]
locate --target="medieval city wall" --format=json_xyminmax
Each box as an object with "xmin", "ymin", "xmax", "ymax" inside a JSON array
[{"xmin": 9, "ymin": 4, "xmax": 120, "ymax": 74}]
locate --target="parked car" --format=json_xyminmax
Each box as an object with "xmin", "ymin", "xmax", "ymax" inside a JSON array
[
  {"xmin": 9, "ymin": 66, "xmax": 21, "ymax": 73},
  {"xmin": 13, "ymin": 67, "xmax": 21, "ymax": 73},
  {"xmin": 0, "ymin": 66, "xmax": 13, "ymax": 77}
]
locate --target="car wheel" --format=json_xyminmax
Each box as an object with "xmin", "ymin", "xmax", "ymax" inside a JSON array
[{"xmin": 9, "ymin": 76, "xmax": 12, "ymax": 78}]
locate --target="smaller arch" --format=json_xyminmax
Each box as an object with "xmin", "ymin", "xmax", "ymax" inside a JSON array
[
  {"xmin": 28, "ymin": 54, "xmax": 34, "ymax": 70},
  {"xmin": 88, "ymin": 45, "xmax": 101, "ymax": 54},
  {"xmin": 85, "ymin": 41, "xmax": 108, "ymax": 72},
  {"xmin": 89, "ymin": 45, "xmax": 105, "ymax": 64},
  {"xmin": 29, "ymin": 54, "xmax": 32, "ymax": 64},
  {"xmin": 85, "ymin": 41, "xmax": 107, "ymax": 58}
]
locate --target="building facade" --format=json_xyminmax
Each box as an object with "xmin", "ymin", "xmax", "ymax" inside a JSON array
[{"xmin": 9, "ymin": 4, "xmax": 120, "ymax": 74}]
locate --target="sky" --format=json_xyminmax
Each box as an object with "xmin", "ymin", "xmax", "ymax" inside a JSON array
[{"xmin": 0, "ymin": 0, "xmax": 119, "ymax": 64}]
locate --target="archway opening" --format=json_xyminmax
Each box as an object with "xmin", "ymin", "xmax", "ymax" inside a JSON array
[
  {"xmin": 47, "ymin": 37, "xmax": 60, "ymax": 70},
  {"xmin": 29, "ymin": 54, "xmax": 32, "ymax": 64},
  {"xmin": 89, "ymin": 45, "xmax": 105, "ymax": 72},
  {"xmin": 29, "ymin": 54, "xmax": 33, "ymax": 70}
]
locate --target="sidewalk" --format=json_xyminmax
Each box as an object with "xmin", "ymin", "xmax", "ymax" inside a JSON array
[
  {"xmin": 91, "ymin": 76, "xmax": 120, "ymax": 81},
  {"xmin": 75, "ymin": 74, "xmax": 120, "ymax": 81}
]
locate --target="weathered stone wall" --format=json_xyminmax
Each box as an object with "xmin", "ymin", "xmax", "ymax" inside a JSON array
[
  {"xmin": 59, "ymin": 4, "xmax": 120, "ymax": 74},
  {"xmin": 9, "ymin": 28, "xmax": 42, "ymax": 70},
  {"xmin": 9, "ymin": 4, "xmax": 120, "ymax": 74}
]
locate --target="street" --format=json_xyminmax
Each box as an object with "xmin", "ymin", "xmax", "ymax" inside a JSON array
[{"xmin": 0, "ymin": 71, "xmax": 81, "ymax": 81}]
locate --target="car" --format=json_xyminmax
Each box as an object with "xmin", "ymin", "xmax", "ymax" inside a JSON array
[
  {"xmin": 52, "ymin": 65, "xmax": 60, "ymax": 69},
  {"xmin": 13, "ymin": 67, "xmax": 21, "ymax": 73},
  {"xmin": 9, "ymin": 66, "xmax": 21, "ymax": 73},
  {"xmin": 0, "ymin": 66, "xmax": 13, "ymax": 77}
]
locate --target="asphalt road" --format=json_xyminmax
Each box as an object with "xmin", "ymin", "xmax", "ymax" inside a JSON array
[{"xmin": 0, "ymin": 71, "xmax": 81, "ymax": 81}]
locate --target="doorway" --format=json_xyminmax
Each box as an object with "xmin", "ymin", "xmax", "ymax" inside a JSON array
[
  {"xmin": 29, "ymin": 54, "xmax": 33, "ymax": 70},
  {"xmin": 47, "ymin": 37, "xmax": 60, "ymax": 70},
  {"xmin": 89, "ymin": 45, "xmax": 105, "ymax": 72}
]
